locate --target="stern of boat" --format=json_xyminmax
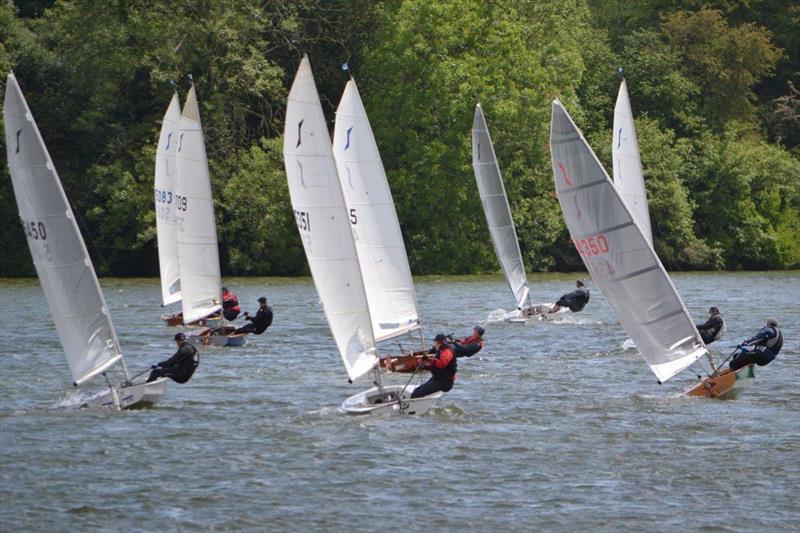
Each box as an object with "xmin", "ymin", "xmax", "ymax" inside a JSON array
[{"xmin": 685, "ymin": 365, "xmax": 755, "ymax": 400}]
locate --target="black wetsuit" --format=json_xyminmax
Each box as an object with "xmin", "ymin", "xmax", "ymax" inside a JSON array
[
  {"xmin": 411, "ymin": 345, "xmax": 456, "ymax": 399},
  {"xmin": 147, "ymin": 342, "xmax": 199, "ymax": 383},
  {"xmin": 730, "ymin": 326, "xmax": 783, "ymax": 371},
  {"xmin": 696, "ymin": 313, "xmax": 724, "ymax": 344},
  {"xmin": 556, "ymin": 287, "xmax": 590, "ymax": 312},
  {"xmin": 236, "ymin": 305, "xmax": 273, "ymax": 335}
]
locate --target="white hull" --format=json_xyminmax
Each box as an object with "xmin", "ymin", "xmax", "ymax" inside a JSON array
[
  {"xmin": 80, "ymin": 378, "xmax": 168, "ymax": 409},
  {"xmin": 505, "ymin": 303, "xmax": 565, "ymax": 323},
  {"xmin": 342, "ymin": 384, "xmax": 442, "ymax": 416}
]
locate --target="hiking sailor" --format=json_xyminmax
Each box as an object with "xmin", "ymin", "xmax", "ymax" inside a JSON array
[
  {"xmin": 235, "ymin": 296, "xmax": 273, "ymax": 335},
  {"xmin": 147, "ymin": 332, "xmax": 200, "ymax": 384},
  {"xmin": 411, "ymin": 333, "xmax": 457, "ymax": 399},
  {"xmin": 729, "ymin": 318, "xmax": 783, "ymax": 372},
  {"xmin": 696, "ymin": 306, "xmax": 725, "ymax": 344},
  {"xmin": 550, "ymin": 279, "xmax": 590, "ymax": 313},
  {"xmin": 450, "ymin": 325, "xmax": 485, "ymax": 358}
]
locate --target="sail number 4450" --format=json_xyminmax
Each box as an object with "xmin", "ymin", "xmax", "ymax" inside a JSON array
[{"xmin": 573, "ymin": 234, "xmax": 609, "ymax": 256}]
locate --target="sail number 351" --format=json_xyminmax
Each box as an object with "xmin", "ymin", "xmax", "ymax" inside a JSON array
[
  {"xmin": 573, "ymin": 234, "xmax": 609, "ymax": 256},
  {"xmin": 294, "ymin": 209, "xmax": 310, "ymax": 231}
]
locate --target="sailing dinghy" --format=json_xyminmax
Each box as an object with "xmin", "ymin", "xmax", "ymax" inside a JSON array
[
  {"xmin": 333, "ymin": 77, "xmax": 435, "ymax": 374},
  {"xmin": 283, "ymin": 56, "xmax": 440, "ymax": 415},
  {"xmin": 549, "ymin": 99, "xmax": 753, "ymax": 399},
  {"xmin": 4, "ymin": 72, "xmax": 167, "ymax": 409},
  {"xmin": 472, "ymin": 104, "xmax": 564, "ymax": 322},
  {"xmin": 174, "ymin": 85, "xmax": 244, "ymax": 347}
]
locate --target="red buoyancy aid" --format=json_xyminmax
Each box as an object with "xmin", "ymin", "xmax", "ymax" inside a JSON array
[
  {"xmin": 459, "ymin": 334, "xmax": 484, "ymax": 350},
  {"xmin": 222, "ymin": 291, "xmax": 240, "ymax": 312}
]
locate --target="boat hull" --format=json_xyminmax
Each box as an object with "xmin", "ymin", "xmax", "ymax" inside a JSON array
[
  {"xmin": 685, "ymin": 365, "xmax": 755, "ymax": 400},
  {"xmin": 380, "ymin": 352, "xmax": 425, "ymax": 373},
  {"xmin": 81, "ymin": 378, "xmax": 168, "ymax": 409},
  {"xmin": 342, "ymin": 384, "xmax": 442, "ymax": 415},
  {"xmin": 505, "ymin": 303, "xmax": 565, "ymax": 323},
  {"xmin": 187, "ymin": 326, "xmax": 248, "ymax": 347},
  {"xmin": 161, "ymin": 312, "xmax": 222, "ymax": 328}
]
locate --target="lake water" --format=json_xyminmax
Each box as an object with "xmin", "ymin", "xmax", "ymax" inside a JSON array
[{"xmin": 1, "ymin": 272, "xmax": 798, "ymax": 531}]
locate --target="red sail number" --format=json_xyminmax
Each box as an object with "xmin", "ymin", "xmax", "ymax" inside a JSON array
[{"xmin": 573, "ymin": 234, "xmax": 609, "ymax": 257}]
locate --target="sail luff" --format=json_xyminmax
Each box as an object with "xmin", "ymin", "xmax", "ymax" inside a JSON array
[
  {"xmin": 283, "ymin": 57, "xmax": 378, "ymax": 382},
  {"xmin": 332, "ymin": 79, "xmax": 422, "ymax": 341},
  {"xmin": 612, "ymin": 79, "xmax": 652, "ymax": 245},
  {"xmin": 472, "ymin": 104, "xmax": 530, "ymax": 309},
  {"xmin": 155, "ymin": 93, "xmax": 182, "ymax": 306},
  {"xmin": 175, "ymin": 85, "xmax": 222, "ymax": 324},
  {"xmin": 550, "ymin": 99, "xmax": 706, "ymax": 383},
  {"xmin": 4, "ymin": 72, "xmax": 124, "ymax": 385}
]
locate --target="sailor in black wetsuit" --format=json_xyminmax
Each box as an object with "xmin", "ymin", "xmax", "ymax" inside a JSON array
[
  {"xmin": 696, "ymin": 306, "xmax": 725, "ymax": 344},
  {"xmin": 550, "ymin": 280, "xmax": 590, "ymax": 313},
  {"xmin": 147, "ymin": 332, "xmax": 199, "ymax": 383},
  {"xmin": 411, "ymin": 334, "xmax": 457, "ymax": 399},
  {"xmin": 729, "ymin": 318, "xmax": 783, "ymax": 371},
  {"xmin": 450, "ymin": 325, "xmax": 485, "ymax": 358},
  {"xmin": 235, "ymin": 296, "xmax": 273, "ymax": 335}
]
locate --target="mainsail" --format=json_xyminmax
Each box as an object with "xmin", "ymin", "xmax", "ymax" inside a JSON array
[
  {"xmin": 472, "ymin": 104, "xmax": 530, "ymax": 309},
  {"xmin": 175, "ymin": 85, "xmax": 221, "ymax": 324},
  {"xmin": 550, "ymin": 100, "xmax": 706, "ymax": 382},
  {"xmin": 283, "ymin": 56, "xmax": 378, "ymax": 381},
  {"xmin": 155, "ymin": 93, "xmax": 182, "ymax": 306},
  {"xmin": 4, "ymin": 72, "xmax": 124, "ymax": 385},
  {"xmin": 612, "ymin": 79, "xmax": 652, "ymax": 245},
  {"xmin": 332, "ymin": 79, "xmax": 421, "ymax": 342}
]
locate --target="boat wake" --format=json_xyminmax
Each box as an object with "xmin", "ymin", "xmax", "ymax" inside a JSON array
[
  {"xmin": 487, "ymin": 309, "xmax": 508, "ymax": 323},
  {"xmin": 621, "ymin": 338, "xmax": 636, "ymax": 350}
]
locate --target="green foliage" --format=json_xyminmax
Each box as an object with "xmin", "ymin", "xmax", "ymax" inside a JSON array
[{"xmin": 1, "ymin": 0, "xmax": 798, "ymax": 277}]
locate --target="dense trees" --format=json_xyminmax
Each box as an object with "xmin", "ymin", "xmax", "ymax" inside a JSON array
[{"xmin": 1, "ymin": 0, "xmax": 798, "ymax": 276}]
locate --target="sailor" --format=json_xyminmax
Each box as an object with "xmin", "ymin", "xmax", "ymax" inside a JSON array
[
  {"xmin": 696, "ymin": 306, "xmax": 725, "ymax": 344},
  {"xmin": 147, "ymin": 332, "xmax": 199, "ymax": 383},
  {"xmin": 411, "ymin": 333, "xmax": 457, "ymax": 398},
  {"xmin": 221, "ymin": 287, "xmax": 241, "ymax": 321},
  {"xmin": 550, "ymin": 279, "xmax": 590, "ymax": 313},
  {"xmin": 729, "ymin": 318, "xmax": 783, "ymax": 371},
  {"xmin": 235, "ymin": 296, "xmax": 273, "ymax": 335},
  {"xmin": 450, "ymin": 325, "xmax": 485, "ymax": 358}
]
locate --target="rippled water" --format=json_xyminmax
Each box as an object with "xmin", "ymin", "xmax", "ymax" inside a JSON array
[{"xmin": 1, "ymin": 272, "xmax": 798, "ymax": 530}]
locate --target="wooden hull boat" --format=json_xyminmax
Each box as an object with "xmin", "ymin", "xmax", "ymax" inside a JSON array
[
  {"xmin": 380, "ymin": 352, "xmax": 427, "ymax": 373},
  {"xmin": 80, "ymin": 377, "xmax": 168, "ymax": 409},
  {"xmin": 342, "ymin": 384, "xmax": 442, "ymax": 415},
  {"xmin": 161, "ymin": 312, "xmax": 222, "ymax": 328},
  {"xmin": 186, "ymin": 325, "xmax": 248, "ymax": 347},
  {"xmin": 685, "ymin": 365, "xmax": 755, "ymax": 400}
]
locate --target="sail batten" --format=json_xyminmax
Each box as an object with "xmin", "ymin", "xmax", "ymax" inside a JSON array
[
  {"xmin": 332, "ymin": 79, "xmax": 422, "ymax": 342},
  {"xmin": 175, "ymin": 86, "xmax": 222, "ymax": 324},
  {"xmin": 613, "ymin": 79, "xmax": 652, "ymax": 244},
  {"xmin": 283, "ymin": 57, "xmax": 378, "ymax": 382},
  {"xmin": 550, "ymin": 99, "xmax": 706, "ymax": 383},
  {"xmin": 472, "ymin": 104, "xmax": 530, "ymax": 309},
  {"xmin": 4, "ymin": 72, "xmax": 124, "ymax": 385}
]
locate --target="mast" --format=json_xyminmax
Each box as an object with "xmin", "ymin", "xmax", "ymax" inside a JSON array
[{"xmin": 4, "ymin": 72, "xmax": 127, "ymax": 385}]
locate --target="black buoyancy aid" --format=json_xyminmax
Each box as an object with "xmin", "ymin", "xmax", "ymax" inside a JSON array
[{"xmin": 764, "ymin": 328, "xmax": 783, "ymax": 355}]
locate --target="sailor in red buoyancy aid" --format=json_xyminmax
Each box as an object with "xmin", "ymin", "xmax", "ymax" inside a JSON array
[
  {"xmin": 221, "ymin": 287, "xmax": 241, "ymax": 321},
  {"xmin": 411, "ymin": 334, "xmax": 457, "ymax": 399},
  {"xmin": 450, "ymin": 325, "xmax": 485, "ymax": 358}
]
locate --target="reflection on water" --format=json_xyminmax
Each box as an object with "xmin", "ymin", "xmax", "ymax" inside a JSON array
[{"xmin": 0, "ymin": 272, "xmax": 798, "ymax": 530}]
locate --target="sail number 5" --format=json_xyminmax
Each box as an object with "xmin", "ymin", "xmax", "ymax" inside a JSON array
[{"xmin": 573, "ymin": 234, "xmax": 609, "ymax": 257}]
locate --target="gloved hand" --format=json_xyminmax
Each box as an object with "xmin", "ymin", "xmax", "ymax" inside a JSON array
[{"xmin": 151, "ymin": 364, "xmax": 158, "ymax": 369}]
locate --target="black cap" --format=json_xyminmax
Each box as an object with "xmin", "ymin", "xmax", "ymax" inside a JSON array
[
  {"xmin": 434, "ymin": 333, "xmax": 447, "ymax": 342},
  {"xmin": 258, "ymin": 296, "xmax": 267, "ymax": 303},
  {"xmin": 709, "ymin": 306, "xmax": 719, "ymax": 314},
  {"xmin": 174, "ymin": 332, "xmax": 186, "ymax": 342},
  {"xmin": 576, "ymin": 279, "xmax": 585, "ymax": 287},
  {"xmin": 222, "ymin": 286, "xmax": 228, "ymax": 292},
  {"xmin": 474, "ymin": 325, "xmax": 485, "ymax": 336}
]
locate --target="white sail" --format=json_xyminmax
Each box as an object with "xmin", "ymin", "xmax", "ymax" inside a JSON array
[
  {"xmin": 175, "ymin": 85, "xmax": 221, "ymax": 324},
  {"xmin": 154, "ymin": 93, "xmax": 182, "ymax": 306},
  {"xmin": 472, "ymin": 104, "xmax": 530, "ymax": 309},
  {"xmin": 612, "ymin": 79, "xmax": 652, "ymax": 245},
  {"xmin": 332, "ymin": 79, "xmax": 421, "ymax": 342},
  {"xmin": 550, "ymin": 100, "xmax": 706, "ymax": 382},
  {"xmin": 283, "ymin": 56, "xmax": 378, "ymax": 381},
  {"xmin": 4, "ymin": 72, "xmax": 123, "ymax": 385}
]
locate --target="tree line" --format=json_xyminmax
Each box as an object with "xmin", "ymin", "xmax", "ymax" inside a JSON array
[{"xmin": 1, "ymin": 0, "xmax": 798, "ymax": 277}]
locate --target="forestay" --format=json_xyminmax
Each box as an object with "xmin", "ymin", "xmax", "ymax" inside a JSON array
[
  {"xmin": 283, "ymin": 56, "xmax": 378, "ymax": 381},
  {"xmin": 550, "ymin": 100, "xmax": 706, "ymax": 383},
  {"xmin": 155, "ymin": 93, "xmax": 182, "ymax": 306},
  {"xmin": 612, "ymin": 79, "xmax": 652, "ymax": 245},
  {"xmin": 175, "ymin": 85, "xmax": 222, "ymax": 324},
  {"xmin": 472, "ymin": 104, "xmax": 530, "ymax": 309},
  {"xmin": 332, "ymin": 79, "xmax": 421, "ymax": 342},
  {"xmin": 4, "ymin": 72, "xmax": 123, "ymax": 385}
]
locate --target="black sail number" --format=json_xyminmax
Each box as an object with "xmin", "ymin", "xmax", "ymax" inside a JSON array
[
  {"xmin": 294, "ymin": 209, "xmax": 311, "ymax": 232},
  {"xmin": 24, "ymin": 220, "xmax": 47, "ymax": 241},
  {"xmin": 349, "ymin": 209, "xmax": 357, "ymax": 225}
]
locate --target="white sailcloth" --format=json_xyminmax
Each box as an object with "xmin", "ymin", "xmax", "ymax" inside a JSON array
[
  {"xmin": 175, "ymin": 85, "xmax": 221, "ymax": 324},
  {"xmin": 154, "ymin": 93, "xmax": 182, "ymax": 306},
  {"xmin": 4, "ymin": 72, "xmax": 123, "ymax": 385},
  {"xmin": 283, "ymin": 56, "xmax": 378, "ymax": 381},
  {"xmin": 332, "ymin": 79, "xmax": 421, "ymax": 342},
  {"xmin": 472, "ymin": 104, "xmax": 530, "ymax": 309},
  {"xmin": 612, "ymin": 79, "xmax": 652, "ymax": 245},
  {"xmin": 550, "ymin": 100, "xmax": 706, "ymax": 383}
]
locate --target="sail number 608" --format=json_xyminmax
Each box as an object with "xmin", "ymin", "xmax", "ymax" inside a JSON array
[{"xmin": 573, "ymin": 234, "xmax": 609, "ymax": 257}]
